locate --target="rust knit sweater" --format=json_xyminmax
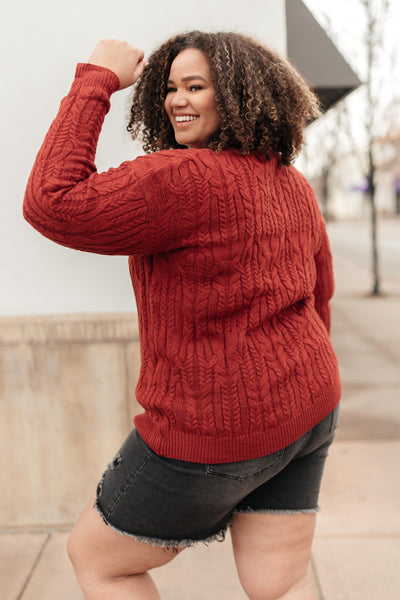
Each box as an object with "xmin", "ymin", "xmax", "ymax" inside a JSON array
[{"xmin": 24, "ymin": 64, "xmax": 341, "ymax": 463}]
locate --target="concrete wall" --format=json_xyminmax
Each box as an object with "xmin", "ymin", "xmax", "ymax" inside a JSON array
[
  {"xmin": 0, "ymin": 314, "xmax": 141, "ymax": 528},
  {"xmin": 1, "ymin": 0, "xmax": 285, "ymax": 317}
]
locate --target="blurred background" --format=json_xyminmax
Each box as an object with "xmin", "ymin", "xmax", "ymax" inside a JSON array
[{"xmin": 0, "ymin": 1, "xmax": 399, "ymax": 598}]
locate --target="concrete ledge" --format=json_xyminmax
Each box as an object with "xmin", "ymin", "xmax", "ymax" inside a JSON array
[
  {"xmin": 0, "ymin": 313, "xmax": 139, "ymax": 345},
  {"xmin": 0, "ymin": 313, "xmax": 141, "ymax": 529}
]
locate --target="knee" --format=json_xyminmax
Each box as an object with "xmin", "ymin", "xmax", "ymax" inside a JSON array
[
  {"xmin": 67, "ymin": 523, "xmax": 101, "ymax": 585},
  {"xmin": 67, "ymin": 525, "xmax": 110, "ymax": 594},
  {"xmin": 239, "ymin": 569, "xmax": 313, "ymax": 600},
  {"xmin": 67, "ymin": 526, "xmax": 84, "ymax": 574}
]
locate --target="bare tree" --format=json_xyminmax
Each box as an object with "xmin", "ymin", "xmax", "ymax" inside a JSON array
[
  {"xmin": 377, "ymin": 138, "xmax": 400, "ymax": 215},
  {"xmin": 360, "ymin": 0, "xmax": 392, "ymax": 295},
  {"xmin": 304, "ymin": 0, "xmax": 396, "ymax": 295},
  {"xmin": 302, "ymin": 101, "xmax": 352, "ymax": 222},
  {"xmin": 377, "ymin": 101, "xmax": 400, "ymax": 213}
]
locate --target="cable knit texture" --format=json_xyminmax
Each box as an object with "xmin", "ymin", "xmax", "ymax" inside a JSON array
[{"xmin": 24, "ymin": 64, "xmax": 341, "ymax": 462}]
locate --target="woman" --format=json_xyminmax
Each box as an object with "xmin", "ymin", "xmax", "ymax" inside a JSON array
[{"xmin": 24, "ymin": 31, "xmax": 341, "ymax": 600}]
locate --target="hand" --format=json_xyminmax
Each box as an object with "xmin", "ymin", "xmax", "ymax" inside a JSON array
[{"xmin": 88, "ymin": 39, "xmax": 146, "ymax": 90}]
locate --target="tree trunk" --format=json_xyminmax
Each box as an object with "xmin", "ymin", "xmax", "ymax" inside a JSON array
[
  {"xmin": 321, "ymin": 167, "xmax": 330, "ymax": 221},
  {"xmin": 363, "ymin": 0, "xmax": 382, "ymax": 296},
  {"xmin": 367, "ymin": 152, "xmax": 381, "ymax": 295}
]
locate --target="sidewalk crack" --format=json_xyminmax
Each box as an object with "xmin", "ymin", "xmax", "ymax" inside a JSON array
[
  {"xmin": 16, "ymin": 533, "xmax": 51, "ymax": 600},
  {"xmin": 311, "ymin": 554, "xmax": 325, "ymax": 600}
]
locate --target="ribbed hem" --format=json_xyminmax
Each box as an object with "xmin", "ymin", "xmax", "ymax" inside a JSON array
[{"xmin": 134, "ymin": 373, "xmax": 341, "ymax": 463}]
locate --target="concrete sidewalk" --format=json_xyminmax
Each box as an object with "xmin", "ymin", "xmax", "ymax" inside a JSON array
[{"xmin": 2, "ymin": 230, "xmax": 400, "ymax": 599}]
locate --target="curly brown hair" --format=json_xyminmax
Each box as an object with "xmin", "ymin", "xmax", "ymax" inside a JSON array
[{"xmin": 127, "ymin": 31, "xmax": 321, "ymax": 165}]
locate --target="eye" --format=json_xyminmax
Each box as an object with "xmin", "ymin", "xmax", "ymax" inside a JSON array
[
  {"xmin": 166, "ymin": 86, "xmax": 176, "ymax": 94},
  {"xmin": 189, "ymin": 85, "xmax": 203, "ymax": 92}
]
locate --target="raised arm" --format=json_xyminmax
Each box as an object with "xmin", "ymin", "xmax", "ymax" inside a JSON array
[{"xmin": 23, "ymin": 41, "xmax": 197, "ymax": 255}]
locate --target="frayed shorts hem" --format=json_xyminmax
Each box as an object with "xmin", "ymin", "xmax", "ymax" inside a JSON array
[
  {"xmin": 93, "ymin": 407, "xmax": 339, "ymax": 548},
  {"xmin": 93, "ymin": 498, "xmax": 229, "ymax": 550},
  {"xmin": 233, "ymin": 506, "xmax": 320, "ymax": 515}
]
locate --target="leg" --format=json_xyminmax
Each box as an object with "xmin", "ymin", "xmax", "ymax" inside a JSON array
[
  {"xmin": 230, "ymin": 512, "xmax": 317, "ymax": 600},
  {"xmin": 67, "ymin": 495, "xmax": 184, "ymax": 600}
]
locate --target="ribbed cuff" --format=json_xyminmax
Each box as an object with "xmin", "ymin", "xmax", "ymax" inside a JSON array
[{"xmin": 75, "ymin": 63, "xmax": 120, "ymax": 95}]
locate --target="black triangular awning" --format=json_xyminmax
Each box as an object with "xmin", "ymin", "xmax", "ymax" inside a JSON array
[{"xmin": 285, "ymin": 0, "xmax": 362, "ymax": 110}]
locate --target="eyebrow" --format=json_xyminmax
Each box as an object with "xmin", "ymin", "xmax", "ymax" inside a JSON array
[{"xmin": 167, "ymin": 75, "xmax": 207, "ymax": 84}]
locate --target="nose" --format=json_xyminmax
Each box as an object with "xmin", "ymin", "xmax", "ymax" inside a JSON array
[{"xmin": 170, "ymin": 89, "xmax": 189, "ymax": 107}]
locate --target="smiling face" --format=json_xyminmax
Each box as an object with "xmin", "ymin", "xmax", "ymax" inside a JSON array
[{"xmin": 164, "ymin": 48, "xmax": 220, "ymax": 149}]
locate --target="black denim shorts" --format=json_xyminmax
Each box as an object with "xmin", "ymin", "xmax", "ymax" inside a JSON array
[{"xmin": 95, "ymin": 405, "xmax": 339, "ymax": 549}]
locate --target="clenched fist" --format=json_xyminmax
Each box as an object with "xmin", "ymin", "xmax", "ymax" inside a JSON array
[{"xmin": 88, "ymin": 39, "xmax": 146, "ymax": 89}]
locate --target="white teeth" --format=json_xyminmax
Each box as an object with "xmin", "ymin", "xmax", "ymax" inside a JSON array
[{"xmin": 175, "ymin": 115, "xmax": 198, "ymax": 122}]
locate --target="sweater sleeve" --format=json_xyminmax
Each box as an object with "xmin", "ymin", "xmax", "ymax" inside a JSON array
[
  {"xmin": 313, "ymin": 217, "xmax": 335, "ymax": 334},
  {"xmin": 23, "ymin": 64, "xmax": 199, "ymax": 255}
]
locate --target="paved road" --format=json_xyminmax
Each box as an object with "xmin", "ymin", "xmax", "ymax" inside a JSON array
[{"xmin": 327, "ymin": 217, "xmax": 400, "ymax": 290}]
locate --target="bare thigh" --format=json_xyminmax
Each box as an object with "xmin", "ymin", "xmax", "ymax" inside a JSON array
[
  {"xmin": 230, "ymin": 512, "xmax": 317, "ymax": 600},
  {"xmin": 67, "ymin": 495, "xmax": 184, "ymax": 583}
]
